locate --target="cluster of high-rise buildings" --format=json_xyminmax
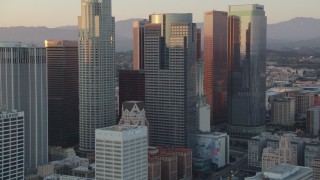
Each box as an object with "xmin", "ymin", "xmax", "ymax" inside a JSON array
[{"xmin": 0, "ymin": 0, "xmax": 272, "ymax": 179}]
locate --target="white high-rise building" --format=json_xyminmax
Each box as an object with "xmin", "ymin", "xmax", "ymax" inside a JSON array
[
  {"xmin": 78, "ymin": 0, "xmax": 116, "ymax": 152},
  {"xmin": 0, "ymin": 110, "xmax": 24, "ymax": 179},
  {"xmin": 0, "ymin": 42, "xmax": 48, "ymax": 174},
  {"xmin": 95, "ymin": 125, "xmax": 148, "ymax": 180}
]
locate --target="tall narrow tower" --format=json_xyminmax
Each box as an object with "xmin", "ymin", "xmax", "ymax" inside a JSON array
[
  {"xmin": 204, "ymin": 10, "xmax": 228, "ymax": 125},
  {"xmin": 78, "ymin": 0, "xmax": 116, "ymax": 152}
]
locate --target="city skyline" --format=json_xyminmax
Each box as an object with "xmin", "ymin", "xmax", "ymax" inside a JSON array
[{"xmin": 1, "ymin": 0, "xmax": 320, "ymax": 27}]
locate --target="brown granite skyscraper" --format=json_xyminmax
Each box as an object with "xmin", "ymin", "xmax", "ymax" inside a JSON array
[{"xmin": 203, "ymin": 11, "xmax": 228, "ymax": 125}]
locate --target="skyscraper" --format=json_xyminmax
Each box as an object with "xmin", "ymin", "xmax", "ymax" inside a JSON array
[
  {"xmin": 204, "ymin": 10, "xmax": 228, "ymax": 125},
  {"xmin": 227, "ymin": 4, "xmax": 267, "ymax": 138},
  {"xmin": 95, "ymin": 125, "xmax": 148, "ymax": 179},
  {"xmin": 118, "ymin": 70, "xmax": 145, "ymax": 120},
  {"xmin": 0, "ymin": 42, "xmax": 48, "ymax": 174},
  {"xmin": 78, "ymin": 0, "xmax": 116, "ymax": 152},
  {"xmin": 45, "ymin": 40, "xmax": 79, "ymax": 148},
  {"xmin": 144, "ymin": 14, "xmax": 197, "ymax": 148},
  {"xmin": 0, "ymin": 110, "xmax": 24, "ymax": 179},
  {"xmin": 133, "ymin": 20, "xmax": 149, "ymax": 70}
]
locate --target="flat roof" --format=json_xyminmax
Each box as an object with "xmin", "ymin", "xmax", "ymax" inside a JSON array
[{"xmin": 98, "ymin": 125, "xmax": 143, "ymax": 132}]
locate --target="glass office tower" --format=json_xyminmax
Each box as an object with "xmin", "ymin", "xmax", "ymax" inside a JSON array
[
  {"xmin": 227, "ymin": 4, "xmax": 267, "ymax": 138},
  {"xmin": 78, "ymin": 0, "xmax": 116, "ymax": 152},
  {"xmin": 144, "ymin": 14, "xmax": 197, "ymax": 148},
  {"xmin": 46, "ymin": 40, "xmax": 79, "ymax": 148}
]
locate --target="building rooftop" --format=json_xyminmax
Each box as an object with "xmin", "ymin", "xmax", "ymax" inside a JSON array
[
  {"xmin": 246, "ymin": 164, "xmax": 313, "ymax": 180},
  {"xmin": 98, "ymin": 125, "xmax": 143, "ymax": 132},
  {"xmin": 72, "ymin": 163, "xmax": 95, "ymax": 172},
  {"xmin": 196, "ymin": 131, "xmax": 228, "ymax": 138},
  {"xmin": 148, "ymin": 158, "xmax": 161, "ymax": 164}
]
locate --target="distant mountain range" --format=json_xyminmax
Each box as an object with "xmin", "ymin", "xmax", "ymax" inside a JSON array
[{"xmin": 1, "ymin": 17, "xmax": 320, "ymax": 51}]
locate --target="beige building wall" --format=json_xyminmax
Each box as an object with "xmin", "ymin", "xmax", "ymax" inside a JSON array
[{"xmin": 271, "ymin": 97, "xmax": 295, "ymax": 126}]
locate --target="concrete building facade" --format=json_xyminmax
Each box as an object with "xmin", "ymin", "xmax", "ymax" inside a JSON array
[
  {"xmin": 0, "ymin": 111, "xmax": 24, "ymax": 179},
  {"xmin": 271, "ymin": 97, "xmax": 295, "ymax": 126},
  {"xmin": 305, "ymin": 143, "xmax": 320, "ymax": 167},
  {"xmin": 313, "ymin": 157, "xmax": 320, "ymax": 180},
  {"xmin": 95, "ymin": 125, "xmax": 148, "ymax": 180},
  {"xmin": 307, "ymin": 106, "xmax": 320, "ymax": 136}
]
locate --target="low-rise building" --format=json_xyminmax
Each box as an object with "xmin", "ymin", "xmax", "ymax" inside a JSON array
[
  {"xmin": 305, "ymin": 142, "xmax": 320, "ymax": 167},
  {"xmin": 313, "ymin": 157, "xmax": 320, "ymax": 180},
  {"xmin": 248, "ymin": 132, "xmax": 311, "ymax": 169},
  {"xmin": 149, "ymin": 149, "xmax": 177, "ymax": 180},
  {"xmin": 37, "ymin": 156, "xmax": 89, "ymax": 177},
  {"xmin": 271, "ymin": 97, "xmax": 295, "ymax": 126},
  {"xmin": 148, "ymin": 158, "xmax": 161, "ymax": 180},
  {"xmin": 262, "ymin": 136, "xmax": 295, "ymax": 171},
  {"xmin": 158, "ymin": 147, "xmax": 192, "ymax": 180},
  {"xmin": 194, "ymin": 132, "xmax": 229, "ymax": 169},
  {"xmin": 293, "ymin": 91, "xmax": 315, "ymax": 115},
  {"xmin": 248, "ymin": 136, "xmax": 267, "ymax": 168},
  {"xmin": 245, "ymin": 164, "xmax": 313, "ymax": 180},
  {"xmin": 49, "ymin": 146, "xmax": 76, "ymax": 161},
  {"xmin": 72, "ymin": 164, "xmax": 95, "ymax": 178},
  {"xmin": 306, "ymin": 106, "xmax": 320, "ymax": 136}
]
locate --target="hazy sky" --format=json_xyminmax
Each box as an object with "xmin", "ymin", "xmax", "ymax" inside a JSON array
[{"xmin": 1, "ymin": 0, "xmax": 320, "ymax": 27}]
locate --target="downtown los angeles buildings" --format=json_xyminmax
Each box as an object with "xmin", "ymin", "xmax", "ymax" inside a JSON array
[
  {"xmin": 78, "ymin": 0, "xmax": 116, "ymax": 152},
  {"xmin": 0, "ymin": 111, "xmax": 24, "ymax": 179},
  {"xmin": 0, "ymin": 42, "xmax": 48, "ymax": 174},
  {"xmin": 95, "ymin": 125, "xmax": 148, "ymax": 179},
  {"xmin": 227, "ymin": 4, "xmax": 267, "ymax": 138},
  {"xmin": 45, "ymin": 40, "xmax": 79, "ymax": 148},
  {"xmin": 143, "ymin": 13, "xmax": 198, "ymax": 148},
  {"xmin": 204, "ymin": 10, "xmax": 228, "ymax": 126}
]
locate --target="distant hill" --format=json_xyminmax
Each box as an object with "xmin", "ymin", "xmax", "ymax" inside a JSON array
[
  {"xmin": 1, "ymin": 17, "xmax": 320, "ymax": 51},
  {"xmin": 0, "ymin": 18, "xmax": 141, "ymax": 52}
]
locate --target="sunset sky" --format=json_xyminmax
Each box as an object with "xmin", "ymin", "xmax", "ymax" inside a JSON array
[{"xmin": 1, "ymin": 0, "xmax": 320, "ymax": 27}]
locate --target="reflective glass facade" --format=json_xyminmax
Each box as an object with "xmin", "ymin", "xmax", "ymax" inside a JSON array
[
  {"xmin": 46, "ymin": 40, "xmax": 79, "ymax": 148},
  {"xmin": 227, "ymin": 4, "xmax": 267, "ymax": 138}
]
